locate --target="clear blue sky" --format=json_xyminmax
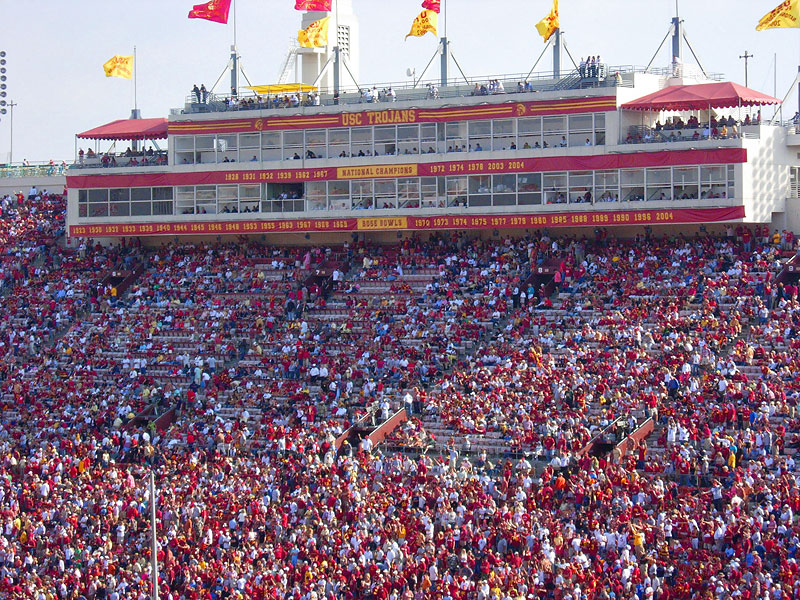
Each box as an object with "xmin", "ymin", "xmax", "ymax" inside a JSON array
[{"xmin": 1, "ymin": 0, "xmax": 798, "ymax": 163}]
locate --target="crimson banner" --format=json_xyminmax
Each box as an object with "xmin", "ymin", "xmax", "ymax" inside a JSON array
[
  {"xmin": 68, "ymin": 206, "xmax": 746, "ymax": 238},
  {"xmin": 67, "ymin": 148, "xmax": 748, "ymax": 190},
  {"xmin": 169, "ymin": 96, "xmax": 618, "ymax": 135},
  {"xmin": 295, "ymin": 0, "xmax": 332, "ymax": 10},
  {"xmin": 188, "ymin": 0, "xmax": 231, "ymax": 23}
]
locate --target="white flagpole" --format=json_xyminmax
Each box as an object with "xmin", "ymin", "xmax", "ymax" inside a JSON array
[{"xmin": 133, "ymin": 46, "xmax": 138, "ymax": 112}]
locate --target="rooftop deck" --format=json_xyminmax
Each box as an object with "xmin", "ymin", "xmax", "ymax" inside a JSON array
[{"xmin": 173, "ymin": 64, "xmax": 724, "ymax": 116}]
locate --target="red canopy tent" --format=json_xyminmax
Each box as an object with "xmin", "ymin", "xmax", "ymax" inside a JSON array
[
  {"xmin": 621, "ymin": 82, "xmax": 781, "ymax": 111},
  {"xmin": 76, "ymin": 118, "xmax": 168, "ymax": 141}
]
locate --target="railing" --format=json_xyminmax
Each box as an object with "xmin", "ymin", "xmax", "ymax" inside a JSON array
[
  {"xmin": 785, "ymin": 122, "xmax": 800, "ymax": 134},
  {"xmin": 175, "ymin": 64, "xmax": 698, "ymax": 115},
  {"xmin": 613, "ymin": 418, "xmax": 654, "ymax": 459},
  {"xmin": 578, "ymin": 415, "xmax": 643, "ymax": 458},
  {"xmin": 622, "ymin": 122, "xmax": 760, "ymax": 145},
  {"xmin": 0, "ymin": 163, "xmax": 69, "ymax": 179},
  {"xmin": 69, "ymin": 151, "xmax": 169, "ymax": 170}
]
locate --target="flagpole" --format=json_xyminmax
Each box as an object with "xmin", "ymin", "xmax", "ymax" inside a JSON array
[
  {"xmin": 441, "ymin": 0, "xmax": 449, "ymax": 88},
  {"xmin": 231, "ymin": 0, "xmax": 239, "ymax": 98},
  {"xmin": 133, "ymin": 46, "xmax": 138, "ymax": 113},
  {"xmin": 334, "ymin": 0, "xmax": 341, "ymax": 95}
]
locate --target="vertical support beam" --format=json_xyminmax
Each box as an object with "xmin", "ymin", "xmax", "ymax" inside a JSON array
[
  {"xmin": 440, "ymin": 37, "xmax": 449, "ymax": 88},
  {"xmin": 553, "ymin": 29, "xmax": 561, "ymax": 79},
  {"xmin": 671, "ymin": 16, "xmax": 682, "ymax": 64},
  {"xmin": 230, "ymin": 45, "xmax": 238, "ymax": 98},
  {"xmin": 333, "ymin": 46, "xmax": 341, "ymax": 97}
]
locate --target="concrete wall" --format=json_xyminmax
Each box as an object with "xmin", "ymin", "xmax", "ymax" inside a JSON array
[
  {"xmin": 741, "ymin": 126, "xmax": 791, "ymax": 224},
  {"xmin": 786, "ymin": 197, "xmax": 800, "ymax": 234},
  {"xmin": 0, "ymin": 175, "xmax": 66, "ymax": 198},
  {"xmin": 368, "ymin": 409, "xmax": 408, "ymax": 447},
  {"xmin": 614, "ymin": 418, "xmax": 655, "ymax": 459}
]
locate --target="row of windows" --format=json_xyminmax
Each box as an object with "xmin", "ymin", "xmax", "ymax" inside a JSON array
[
  {"xmin": 172, "ymin": 113, "xmax": 607, "ymax": 164},
  {"xmin": 77, "ymin": 164, "xmax": 735, "ymax": 218}
]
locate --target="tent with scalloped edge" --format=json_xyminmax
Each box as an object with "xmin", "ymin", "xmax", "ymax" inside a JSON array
[{"xmin": 621, "ymin": 82, "xmax": 780, "ymax": 112}]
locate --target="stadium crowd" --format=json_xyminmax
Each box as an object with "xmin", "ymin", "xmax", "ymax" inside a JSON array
[{"xmin": 0, "ymin": 189, "xmax": 799, "ymax": 599}]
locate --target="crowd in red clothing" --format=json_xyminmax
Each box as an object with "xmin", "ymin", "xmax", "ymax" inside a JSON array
[{"xmin": 0, "ymin": 191, "xmax": 800, "ymax": 599}]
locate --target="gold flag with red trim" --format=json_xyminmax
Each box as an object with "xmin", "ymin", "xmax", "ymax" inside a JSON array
[
  {"xmin": 298, "ymin": 16, "xmax": 330, "ymax": 48},
  {"xmin": 535, "ymin": 0, "xmax": 559, "ymax": 42},
  {"xmin": 756, "ymin": 0, "xmax": 799, "ymax": 30},
  {"xmin": 103, "ymin": 55, "xmax": 134, "ymax": 79},
  {"xmin": 405, "ymin": 10, "xmax": 438, "ymax": 40}
]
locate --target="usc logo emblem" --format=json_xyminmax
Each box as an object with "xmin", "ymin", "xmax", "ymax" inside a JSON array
[
  {"xmin": 516, "ymin": 104, "xmax": 527, "ymax": 117},
  {"xmin": 254, "ymin": 119, "xmax": 264, "ymax": 131}
]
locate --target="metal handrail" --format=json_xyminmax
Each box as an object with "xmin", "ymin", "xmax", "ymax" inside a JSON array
[{"xmin": 176, "ymin": 64, "xmax": 716, "ymax": 115}]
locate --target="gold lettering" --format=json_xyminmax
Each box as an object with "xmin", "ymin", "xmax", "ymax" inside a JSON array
[{"xmin": 341, "ymin": 113, "xmax": 363, "ymax": 126}]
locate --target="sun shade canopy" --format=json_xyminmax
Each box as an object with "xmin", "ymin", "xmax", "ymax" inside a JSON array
[
  {"xmin": 621, "ymin": 82, "xmax": 781, "ymax": 112},
  {"xmin": 244, "ymin": 84, "xmax": 318, "ymax": 95},
  {"xmin": 77, "ymin": 118, "xmax": 169, "ymax": 141}
]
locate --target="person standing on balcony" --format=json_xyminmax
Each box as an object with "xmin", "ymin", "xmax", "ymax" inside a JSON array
[
  {"xmin": 200, "ymin": 84, "xmax": 208, "ymax": 103},
  {"xmin": 192, "ymin": 84, "xmax": 201, "ymax": 103}
]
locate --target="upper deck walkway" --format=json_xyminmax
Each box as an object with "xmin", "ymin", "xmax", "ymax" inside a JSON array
[{"xmin": 173, "ymin": 65, "xmax": 723, "ymax": 117}]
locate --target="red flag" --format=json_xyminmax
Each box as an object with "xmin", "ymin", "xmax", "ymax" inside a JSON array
[
  {"xmin": 422, "ymin": 0, "xmax": 441, "ymax": 13},
  {"xmin": 295, "ymin": 0, "xmax": 333, "ymax": 10},
  {"xmin": 188, "ymin": 0, "xmax": 231, "ymax": 23}
]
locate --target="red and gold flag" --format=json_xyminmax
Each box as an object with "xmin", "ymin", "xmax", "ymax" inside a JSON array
[
  {"xmin": 405, "ymin": 9, "xmax": 438, "ymax": 40},
  {"xmin": 103, "ymin": 55, "xmax": 134, "ymax": 80},
  {"xmin": 422, "ymin": 0, "xmax": 441, "ymax": 13},
  {"xmin": 188, "ymin": 0, "xmax": 231, "ymax": 23},
  {"xmin": 535, "ymin": 0, "xmax": 559, "ymax": 42},
  {"xmin": 298, "ymin": 16, "xmax": 330, "ymax": 48},
  {"xmin": 295, "ymin": 0, "xmax": 333, "ymax": 10},
  {"xmin": 756, "ymin": 0, "xmax": 799, "ymax": 30}
]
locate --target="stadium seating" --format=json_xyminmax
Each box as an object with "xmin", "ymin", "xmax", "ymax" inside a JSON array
[{"xmin": 1, "ymin": 190, "xmax": 799, "ymax": 599}]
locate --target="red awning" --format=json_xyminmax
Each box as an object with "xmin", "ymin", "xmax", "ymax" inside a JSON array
[
  {"xmin": 621, "ymin": 82, "xmax": 781, "ymax": 111},
  {"xmin": 76, "ymin": 118, "xmax": 169, "ymax": 141}
]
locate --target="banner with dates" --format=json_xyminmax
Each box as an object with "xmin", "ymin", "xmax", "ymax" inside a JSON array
[
  {"xmin": 168, "ymin": 96, "xmax": 618, "ymax": 136},
  {"xmin": 68, "ymin": 206, "xmax": 745, "ymax": 238},
  {"xmin": 66, "ymin": 148, "xmax": 747, "ymax": 190}
]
